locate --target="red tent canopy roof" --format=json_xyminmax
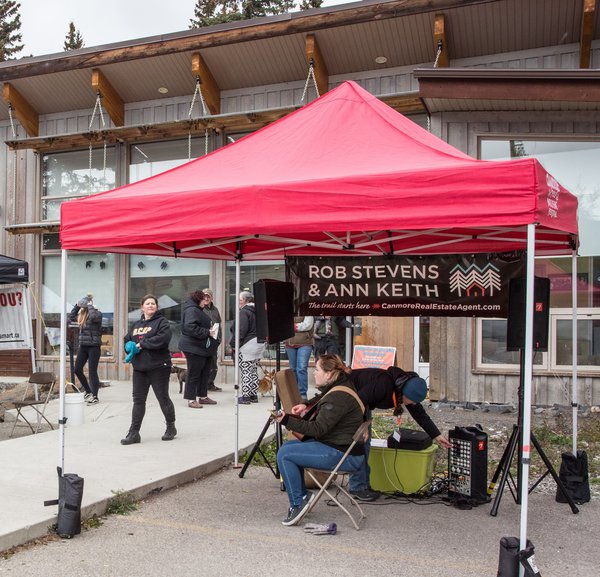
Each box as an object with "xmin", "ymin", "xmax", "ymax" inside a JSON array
[{"xmin": 60, "ymin": 81, "xmax": 578, "ymax": 259}]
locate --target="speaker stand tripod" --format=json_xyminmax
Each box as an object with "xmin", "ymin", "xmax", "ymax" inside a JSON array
[
  {"xmin": 488, "ymin": 351, "xmax": 579, "ymax": 516},
  {"xmin": 239, "ymin": 344, "xmax": 283, "ymax": 479}
]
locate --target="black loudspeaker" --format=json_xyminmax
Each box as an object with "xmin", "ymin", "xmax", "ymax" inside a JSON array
[
  {"xmin": 253, "ymin": 279, "xmax": 295, "ymax": 344},
  {"xmin": 506, "ymin": 277, "xmax": 550, "ymax": 352}
]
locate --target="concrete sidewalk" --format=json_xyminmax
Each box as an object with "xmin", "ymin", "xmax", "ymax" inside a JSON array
[{"xmin": 0, "ymin": 379, "xmax": 276, "ymax": 552}]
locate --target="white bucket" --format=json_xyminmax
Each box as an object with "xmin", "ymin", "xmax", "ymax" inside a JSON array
[{"xmin": 64, "ymin": 393, "xmax": 86, "ymax": 426}]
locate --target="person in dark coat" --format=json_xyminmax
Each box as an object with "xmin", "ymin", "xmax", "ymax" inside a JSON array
[
  {"xmin": 229, "ymin": 291, "xmax": 265, "ymax": 404},
  {"xmin": 313, "ymin": 316, "xmax": 353, "ymax": 360},
  {"xmin": 68, "ymin": 294, "xmax": 102, "ymax": 405},
  {"xmin": 121, "ymin": 294, "xmax": 176, "ymax": 445},
  {"xmin": 346, "ymin": 366, "xmax": 452, "ymax": 501},
  {"xmin": 202, "ymin": 288, "xmax": 222, "ymax": 392},
  {"xmin": 179, "ymin": 290, "xmax": 219, "ymax": 408}
]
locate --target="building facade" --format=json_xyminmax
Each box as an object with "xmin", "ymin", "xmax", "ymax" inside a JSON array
[{"xmin": 1, "ymin": 0, "xmax": 599, "ymax": 406}]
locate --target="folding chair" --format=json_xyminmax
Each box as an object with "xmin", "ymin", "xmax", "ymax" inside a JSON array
[
  {"xmin": 9, "ymin": 372, "xmax": 56, "ymax": 437},
  {"xmin": 303, "ymin": 419, "xmax": 372, "ymax": 530}
]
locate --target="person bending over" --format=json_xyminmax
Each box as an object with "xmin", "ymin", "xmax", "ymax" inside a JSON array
[
  {"xmin": 346, "ymin": 366, "xmax": 452, "ymax": 501},
  {"xmin": 275, "ymin": 354, "xmax": 366, "ymax": 526}
]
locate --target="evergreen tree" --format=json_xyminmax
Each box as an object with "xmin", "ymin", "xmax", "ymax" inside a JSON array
[
  {"xmin": 63, "ymin": 21, "xmax": 84, "ymax": 51},
  {"xmin": 190, "ymin": 0, "xmax": 316, "ymax": 29},
  {"xmin": 0, "ymin": 0, "xmax": 23, "ymax": 61}
]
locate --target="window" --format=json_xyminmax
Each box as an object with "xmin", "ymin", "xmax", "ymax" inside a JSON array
[
  {"xmin": 128, "ymin": 256, "xmax": 210, "ymax": 353},
  {"xmin": 129, "ymin": 137, "xmax": 209, "ymax": 183},
  {"xmin": 225, "ymin": 261, "xmax": 286, "ymax": 360},
  {"xmin": 42, "ymin": 148, "xmax": 116, "ymax": 220},
  {"xmin": 476, "ymin": 138, "xmax": 600, "ymax": 373},
  {"xmin": 41, "ymin": 254, "xmax": 115, "ymax": 356}
]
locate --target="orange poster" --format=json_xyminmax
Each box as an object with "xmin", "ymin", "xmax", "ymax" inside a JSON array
[{"xmin": 351, "ymin": 345, "xmax": 396, "ymax": 369}]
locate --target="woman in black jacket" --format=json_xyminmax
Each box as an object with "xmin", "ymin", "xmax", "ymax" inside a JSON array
[
  {"xmin": 179, "ymin": 290, "xmax": 219, "ymax": 408},
  {"xmin": 121, "ymin": 294, "xmax": 176, "ymax": 445},
  {"xmin": 68, "ymin": 294, "xmax": 102, "ymax": 405}
]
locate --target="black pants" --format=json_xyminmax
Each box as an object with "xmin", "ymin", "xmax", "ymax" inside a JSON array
[
  {"xmin": 313, "ymin": 336, "xmax": 342, "ymax": 361},
  {"xmin": 183, "ymin": 352, "xmax": 211, "ymax": 400},
  {"xmin": 74, "ymin": 345, "xmax": 101, "ymax": 397},
  {"xmin": 130, "ymin": 365, "xmax": 175, "ymax": 431},
  {"xmin": 207, "ymin": 354, "xmax": 218, "ymax": 388}
]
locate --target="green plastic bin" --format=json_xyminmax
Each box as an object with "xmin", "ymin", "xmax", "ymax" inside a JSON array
[{"xmin": 368, "ymin": 444, "xmax": 437, "ymax": 495}]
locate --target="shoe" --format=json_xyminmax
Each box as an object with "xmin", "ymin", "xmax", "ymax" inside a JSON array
[
  {"xmin": 238, "ymin": 396, "xmax": 252, "ymax": 405},
  {"xmin": 349, "ymin": 488, "xmax": 381, "ymax": 502},
  {"xmin": 86, "ymin": 396, "xmax": 99, "ymax": 405},
  {"xmin": 99, "ymin": 381, "xmax": 111, "ymax": 388},
  {"xmin": 188, "ymin": 400, "xmax": 204, "ymax": 409},
  {"xmin": 208, "ymin": 384, "xmax": 222, "ymax": 392},
  {"xmin": 161, "ymin": 423, "xmax": 177, "ymax": 441},
  {"xmin": 198, "ymin": 396, "xmax": 217, "ymax": 405},
  {"xmin": 302, "ymin": 490, "xmax": 315, "ymax": 509},
  {"xmin": 120, "ymin": 430, "xmax": 141, "ymax": 445},
  {"xmin": 282, "ymin": 497, "xmax": 312, "ymax": 526},
  {"xmin": 249, "ymin": 395, "xmax": 258, "ymax": 403},
  {"xmin": 301, "ymin": 397, "xmax": 309, "ymax": 404},
  {"xmin": 83, "ymin": 392, "xmax": 93, "ymax": 401}
]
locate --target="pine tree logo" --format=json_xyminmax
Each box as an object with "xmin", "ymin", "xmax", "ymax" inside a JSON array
[{"xmin": 449, "ymin": 263, "xmax": 501, "ymax": 297}]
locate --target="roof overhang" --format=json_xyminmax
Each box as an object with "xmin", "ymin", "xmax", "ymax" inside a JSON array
[
  {"xmin": 4, "ymin": 221, "xmax": 60, "ymax": 235},
  {"xmin": 415, "ymin": 68, "xmax": 600, "ymax": 112}
]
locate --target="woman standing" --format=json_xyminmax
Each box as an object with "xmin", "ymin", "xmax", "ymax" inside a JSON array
[
  {"xmin": 284, "ymin": 316, "xmax": 314, "ymax": 402},
  {"xmin": 68, "ymin": 294, "xmax": 102, "ymax": 405},
  {"xmin": 230, "ymin": 291, "xmax": 265, "ymax": 404},
  {"xmin": 179, "ymin": 290, "xmax": 219, "ymax": 408},
  {"xmin": 275, "ymin": 354, "xmax": 366, "ymax": 526},
  {"xmin": 121, "ymin": 294, "xmax": 176, "ymax": 445}
]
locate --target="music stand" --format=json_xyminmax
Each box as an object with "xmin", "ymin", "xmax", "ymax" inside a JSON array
[{"xmin": 488, "ymin": 348, "xmax": 579, "ymax": 516}]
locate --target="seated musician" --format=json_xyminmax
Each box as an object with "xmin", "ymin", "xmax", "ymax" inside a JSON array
[{"xmin": 275, "ymin": 354, "xmax": 365, "ymax": 527}]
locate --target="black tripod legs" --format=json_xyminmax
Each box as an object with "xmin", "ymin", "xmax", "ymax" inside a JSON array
[
  {"xmin": 489, "ymin": 425, "xmax": 520, "ymax": 517},
  {"xmin": 238, "ymin": 416, "xmax": 279, "ymax": 479}
]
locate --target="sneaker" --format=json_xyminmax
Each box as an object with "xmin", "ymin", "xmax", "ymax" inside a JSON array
[
  {"xmin": 282, "ymin": 497, "xmax": 312, "ymax": 526},
  {"xmin": 86, "ymin": 396, "xmax": 99, "ymax": 405},
  {"xmin": 208, "ymin": 384, "xmax": 222, "ymax": 392},
  {"xmin": 238, "ymin": 396, "xmax": 252, "ymax": 405},
  {"xmin": 302, "ymin": 490, "xmax": 315, "ymax": 508},
  {"xmin": 198, "ymin": 396, "xmax": 217, "ymax": 405},
  {"xmin": 249, "ymin": 395, "xmax": 259, "ymax": 403},
  {"xmin": 83, "ymin": 393, "xmax": 93, "ymax": 401},
  {"xmin": 349, "ymin": 488, "xmax": 381, "ymax": 502}
]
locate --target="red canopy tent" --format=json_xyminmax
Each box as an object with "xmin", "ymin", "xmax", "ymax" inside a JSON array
[
  {"xmin": 59, "ymin": 81, "xmax": 579, "ymax": 551},
  {"xmin": 60, "ymin": 81, "xmax": 577, "ymax": 259}
]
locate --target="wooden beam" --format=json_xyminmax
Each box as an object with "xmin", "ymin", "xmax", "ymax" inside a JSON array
[
  {"xmin": 91, "ymin": 69, "xmax": 124, "ymax": 127},
  {"xmin": 0, "ymin": 1, "xmax": 495, "ymax": 82},
  {"xmin": 191, "ymin": 53, "xmax": 221, "ymax": 115},
  {"xmin": 2, "ymin": 83, "xmax": 39, "ymax": 137},
  {"xmin": 305, "ymin": 34, "xmax": 329, "ymax": 96},
  {"xmin": 579, "ymin": 0, "xmax": 596, "ymax": 68},
  {"xmin": 433, "ymin": 14, "xmax": 449, "ymax": 67}
]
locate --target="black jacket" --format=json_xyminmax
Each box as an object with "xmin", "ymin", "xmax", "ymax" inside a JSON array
[
  {"xmin": 229, "ymin": 303, "xmax": 257, "ymax": 348},
  {"xmin": 124, "ymin": 310, "xmax": 172, "ymax": 371},
  {"xmin": 69, "ymin": 304, "xmax": 102, "ymax": 347},
  {"xmin": 179, "ymin": 299, "xmax": 219, "ymax": 357},
  {"xmin": 349, "ymin": 367, "xmax": 441, "ymax": 439}
]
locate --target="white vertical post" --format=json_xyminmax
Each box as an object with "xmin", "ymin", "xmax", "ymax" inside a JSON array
[
  {"xmin": 413, "ymin": 317, "xmax": 420, "ymax": 372},
  {"xmin": 519, "ymin": 224, "xmax": 536, "ymax": 570},
  {"xmin": 59, "ymin": 249, "xmax": 68, "ymax": 472},
  {"xmin": 345, "ymin": 316, "xmax": 353, "ymax": 366},
  {"xmin": 23, "ymin": 284, "xmax": 36, "ymax": 375},
  {"xmin": 233, "ymin": 259, "xmax": 241, "ymax": 467},
  {"xmin": 571, "ymin": 250, "xmax": 578, "ymax": 453}
]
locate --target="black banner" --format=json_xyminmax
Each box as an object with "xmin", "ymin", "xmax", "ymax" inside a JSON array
[{"xmin": 286, "ymin": 253, "xmax": 525, "ymax": 317}]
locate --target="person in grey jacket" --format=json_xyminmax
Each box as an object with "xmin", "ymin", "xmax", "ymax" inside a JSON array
[
  {"xmin": 179, "ymin": 290, "xmax": 219, "ymax": 408},
  {"xmin": 202, "ymin": 288, "xmax": 222, "ymax": 392},
  {"xmin": 68, "ymin": 294, "xmax": 102, "ymax": 405}
]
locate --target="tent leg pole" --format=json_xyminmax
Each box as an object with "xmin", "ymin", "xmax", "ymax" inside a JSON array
[
  {"xmin": 59, "ymin": 249, "xmax": 68, "ymax": 472},
  {"xmin": 571, "ymin": 250, "xmax": 578, "ymax": 454},
  {"xmin": 233, "ymin": 259, "xmax": 241, "ymax": 467}
]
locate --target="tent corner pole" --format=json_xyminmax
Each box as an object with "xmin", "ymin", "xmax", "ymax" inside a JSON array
[
  {"xmin": 518, "ymin": 224, "xmax": 536, "ymax": 565},
  {"xmin": 233, "ymin": 259, "xmax": 241, "ymax": 467},
  {"xmin": 58, "ymin": 249, "xmax": 68, "ymax": 472},
  {"xmin": 571, "ymin": 249, "xmax": 578, "ymax": 454}
]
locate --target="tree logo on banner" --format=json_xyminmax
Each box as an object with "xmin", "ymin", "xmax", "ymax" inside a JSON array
[{"xmin": 449, "ymin": 263, "xmax": 501, "ymax": 297}]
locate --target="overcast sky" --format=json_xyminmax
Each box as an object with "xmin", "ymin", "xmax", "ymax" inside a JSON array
[{"xmin": 19, "ymin": 0, "xmax": 347, "ymax": 58}]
